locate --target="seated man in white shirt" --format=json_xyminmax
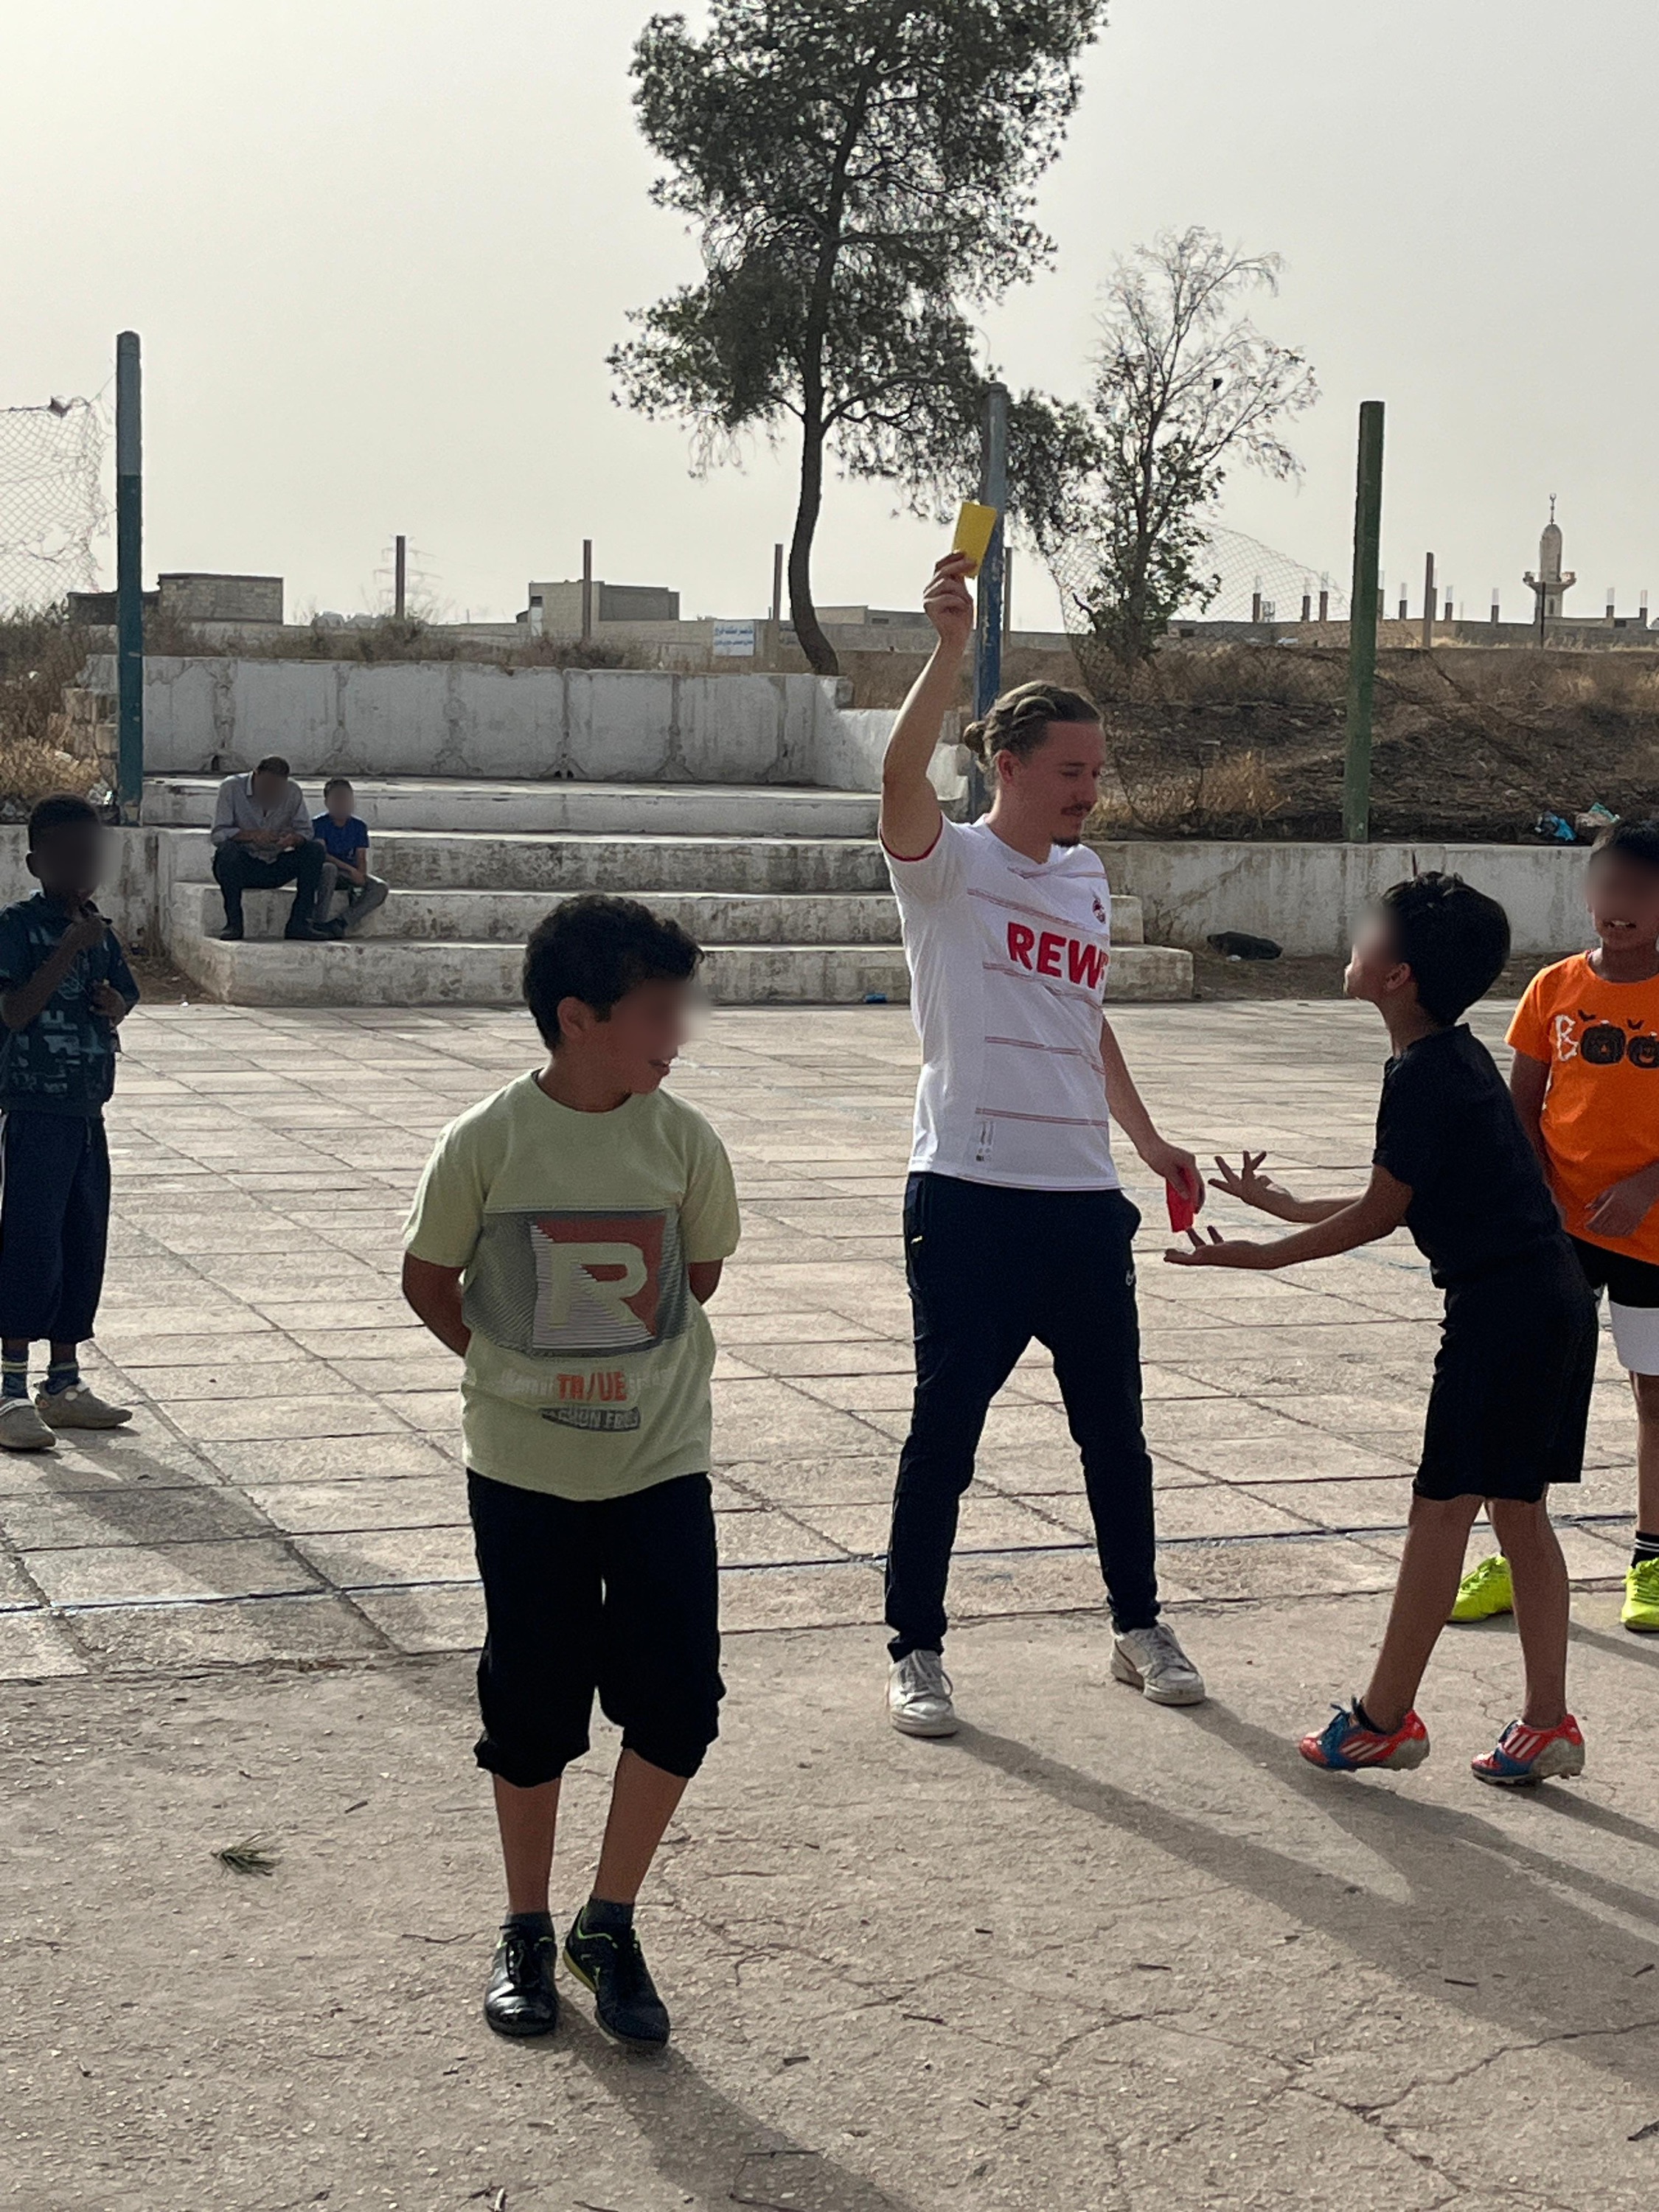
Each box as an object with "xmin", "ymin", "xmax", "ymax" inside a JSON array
[
  {"xmin": 878, "ymin": 549, "xmax": 1208, "ymax": 1736},
  {"xmin": 209, "ymin": 756, "xmax": 330, "ymax": 942}
]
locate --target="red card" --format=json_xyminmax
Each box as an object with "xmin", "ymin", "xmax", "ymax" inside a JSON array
[{"xmin": 1166, "ymin": 1183, "xmax": 1196, "ymax": 1234}]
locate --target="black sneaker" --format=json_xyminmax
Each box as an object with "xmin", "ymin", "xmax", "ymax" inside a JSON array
[
  {"xmin": 284, "ymin": 922, "xmax": 333, "ymax": 942},
  {"xmin": 483, "ymin": 1924, "xmax": 560, "ymax": 2038},
  {"xmin": 218, "ymin": 924, "xmax": 244, "ymax": 942},
  {"xmin": 563, "ymin": 1913, "xmax": 670, "ymax": 2048}
]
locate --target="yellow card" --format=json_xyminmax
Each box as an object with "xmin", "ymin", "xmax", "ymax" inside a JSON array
[{"xmin": 951, "ymin": 500, "xmax": 998, "ymax": 574}]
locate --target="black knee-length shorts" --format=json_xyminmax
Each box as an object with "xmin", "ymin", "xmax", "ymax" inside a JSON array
[
  {"xmin": 1413, "ymin": 1241, "xmax": 1599, "ymax": 1505},
  {"xmin": 467, "ymin": 1467, "xmax": 723, "ymax": 1789}
]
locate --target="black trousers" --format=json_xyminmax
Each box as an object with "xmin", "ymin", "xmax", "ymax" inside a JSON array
[
  {"xmin": 886, "ymin": 1172, "xmax": 1159, "ymax": 1659},
  {"xmin": 467, "ymin": 1468, "xmax": 723, "ymax": 1790},
  {"xmin": 212, "ymin": 839, "xmax": 324, "ymax": 933},
  {"xmin": 0, "ymin": 1111, "xmax": 110, "ymax": 1343}
]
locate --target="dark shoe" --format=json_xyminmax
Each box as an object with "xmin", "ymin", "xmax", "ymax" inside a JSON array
[
  {"xmin": 283, "ymin": 922, "xmax": 332, "ymax": 942},
  {"xmin": 563, "ymin": 1913, "xmax": 670, "ymax": 2048},
  {"xmin": 218, "ymin": 924, "xmax": 244, "ymax": 942},
  {"xmin": 484, "ymin": 1924, "xmax": 560, "ymax": 2038}
]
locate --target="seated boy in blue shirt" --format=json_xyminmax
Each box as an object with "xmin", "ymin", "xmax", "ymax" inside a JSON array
[
  {"xmin": 0, "ymin": 795, "xmax": 139, "ymax": 1449},
  {"xmin": 313, "ymin": 778, "xmax": 389, "ymax": 936}
]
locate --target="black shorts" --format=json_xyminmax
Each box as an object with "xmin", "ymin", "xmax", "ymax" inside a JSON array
[
  {"xmin": 1571, "ymin": 1235, "xmax": 1659, "ymax": 1376},
  {"xmin": 467, "ymin": 1468, "xmax": 723, "ymax": 1790},
  {"xmin": 1414, "ymin": 1241, "xmax": 1598, "ymax": 1504}
]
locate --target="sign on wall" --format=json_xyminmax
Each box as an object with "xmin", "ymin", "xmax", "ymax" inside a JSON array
[{"xmin": 712, "ymin": 620, "xmax": 757, "ymax": 658}]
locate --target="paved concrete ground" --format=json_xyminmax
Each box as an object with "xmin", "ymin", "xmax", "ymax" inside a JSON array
[{"xmin": 3, "ymin": 1001, "xmax": 1658, "ymax": 2210}]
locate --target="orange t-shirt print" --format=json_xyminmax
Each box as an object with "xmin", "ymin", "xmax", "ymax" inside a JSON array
[{"xmin": 1507, "ymin": 952, "xmax": 1659, "ymax": 1265}]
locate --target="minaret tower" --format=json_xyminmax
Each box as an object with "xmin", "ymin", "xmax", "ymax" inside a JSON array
[{"xmin": 1523, "ymin": 497, "xmax": 1576, "ymax": 633}]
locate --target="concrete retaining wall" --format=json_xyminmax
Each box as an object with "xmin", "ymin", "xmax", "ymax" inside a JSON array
[
  {"xmin": 85, "ymin": 657, "xmax": 968, "ymax": 797},
  {"xmin": 1091, "ymin": 840, "xmax": 1597, "ymax": 957},
  {"xmin": 88, "ymin": 657, "xmax": 831, "ymax": 783}
]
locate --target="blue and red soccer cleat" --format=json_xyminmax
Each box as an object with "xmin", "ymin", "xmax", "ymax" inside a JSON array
[
  {"xmin": 1299, "ymin": 1702, "xmax": 1430, "ymax": 1773},
  {"xmin": 1470, "ymin": 1714, "xmax": 1585, "ymax": 1787}
]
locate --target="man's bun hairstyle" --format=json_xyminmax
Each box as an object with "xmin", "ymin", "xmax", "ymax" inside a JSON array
[{"xmin": 961, "ymin": 680, "xmax": 1099, "ymax": 766}]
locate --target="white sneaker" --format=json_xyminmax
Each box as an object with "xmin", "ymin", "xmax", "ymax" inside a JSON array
[
  {"xmin": 887, "ymin": 1650, "xmax": 959, "ymax": 1738},
  {"xmin": 1111, "ymin": 1622, "xmax": 1206, "ymax": 1707},
  {"xmin": 0, "ymin": 1399, "xmax": 57, "ymax": 1452},
  {"xmin": 35, "ymin": 1383, "xmax": 133, "ymax": 1430}
]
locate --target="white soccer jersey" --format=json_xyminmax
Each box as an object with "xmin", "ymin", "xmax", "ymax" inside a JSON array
[{"xmin": 886, "ymin": 816, "xmax": 1120, "ymax": 1192}]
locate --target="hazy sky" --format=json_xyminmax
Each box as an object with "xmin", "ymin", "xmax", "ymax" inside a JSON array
[{"xmin": 6, "ymin": 0, "xmax": 1657, "ymax": 630}]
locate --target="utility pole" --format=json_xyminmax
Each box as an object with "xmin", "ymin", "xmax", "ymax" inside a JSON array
[
  {"xmin": 1343, "ymin": 401, "xmax": 1385, "ymax": 844},
  {"xmin": 1421, "ymin": 550, "xmax": 1436, "ymax": 650},
  {"xmin": 394, "ymin": 535, "xmax": 407, "ymax": 619},
  {"xmin": 580, "ymin": 538, "xmax": 594, "ymax": 646},
  {"xmin": 114, "ymin": 331, "xmax": 143, "ymax": 824},
  {"xmin": 770, "ymin": 540, "xmax": 784, "ymax": 663},
  {"xmin": 970, "ymin": 383, "xmax": 1009, "ymax": 821},
  {"xmin": 1003, "ymin": 543, "xmax": 1014, "ymax": 644}
]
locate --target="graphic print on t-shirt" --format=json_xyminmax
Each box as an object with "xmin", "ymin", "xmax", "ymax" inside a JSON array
[
  {"xmin": 1507, "ymin": 954, "xmax": 1659, "ymax": 1268},
  {"xmin": 463, "ymin": 1205, "xmax": 691, "ymax": 1432},
  {"xmin": 531, "ymin": 1210, "xmax": 666, "ymax": 1349}
]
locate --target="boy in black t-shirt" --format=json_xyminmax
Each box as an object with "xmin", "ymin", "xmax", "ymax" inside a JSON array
[{"xmin": 1169, "ymin": 874, "xmax": 1597, "ymax": 1788}]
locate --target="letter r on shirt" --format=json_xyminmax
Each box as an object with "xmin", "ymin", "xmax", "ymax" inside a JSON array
[{"xmin": 1007, "ymin": 922, "xmax": 1035, "ymax": 968}]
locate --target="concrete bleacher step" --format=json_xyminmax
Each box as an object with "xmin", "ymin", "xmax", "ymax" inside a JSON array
[
  {"xmin": 169, "ymin": 933, "xmax": 1189, "ymax": 1009},
  {"xmin": 152, "ymin": 776, "xmax": 1188, "ymax": 1007},
  {"xmin": 143, "ymin": 775, "xmax": 879, "ymax": 841},
  {"xmin": 161, "ymin": 827, "xmax": 894, "ymax": 894},
  {"xmin": 167, "ymin": 881, "xmax": 937, "ymax": 947}
]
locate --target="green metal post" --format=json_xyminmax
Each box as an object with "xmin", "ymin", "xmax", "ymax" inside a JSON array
[
  {"xmin": 1343, "ymin": 400, "xmax": 1384, "ymax": 843},
  {"xmin": 114, "ymin": 331, "xmax": 144, "ymax": 821}
]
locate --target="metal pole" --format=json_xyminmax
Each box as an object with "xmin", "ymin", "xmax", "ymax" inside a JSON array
[
  {"xmin": 1343, "ymin": 400, "xmax": 1385, "ymax": 844},
  {"xmin": 394, "ymin": 535, "xmax": 406, "ymax": 619},
  {"xmin": 1003, "ymin": 543, "xmax": 1014, "ymax": 644},
  {"xmin": 769, "ymin": 540, "xmax": 784, "ymax": 663},
  {"xmin": 580, "ymin": 538, "xmax": 594, "ymax": 644},
  {"xmin": 969, "ymin": 383, "xmax": 1009, "ymax": 821},
  {"xmin": 114, "ymin": 331, "xmax": 143, "ymax": 823},
  {"xmin": 1421, "ymin": 550, "xmax": 1436, "ymax": 650}
]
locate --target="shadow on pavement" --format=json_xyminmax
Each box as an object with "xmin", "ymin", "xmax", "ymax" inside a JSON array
[
  {"xmin": 950, "ymin": 1705, "xmax": 1659, "ymax": 2098},
  {"xmin": 540, "ymin": 2007, "xmax": 918, "ymax": 2212}
]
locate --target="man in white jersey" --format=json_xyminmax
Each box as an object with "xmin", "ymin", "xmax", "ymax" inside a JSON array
[{"xmin": 879, "ymin": 550, "xmax": 1208, "ymax": 1735}]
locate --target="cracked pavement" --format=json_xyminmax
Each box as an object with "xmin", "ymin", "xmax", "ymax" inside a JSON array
[{"xmin": 2, "ymin": 1001, "xmax": 1658, "ymax": 2208}]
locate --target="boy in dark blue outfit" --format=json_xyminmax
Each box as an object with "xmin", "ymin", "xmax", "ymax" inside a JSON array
[
  {"xmin": 313, "ymin": 776, "xmax": 389, "ymax": 936},
  {"xmin": 0, "ymin": 796, "xmax": 139, "ymax": 1450}
]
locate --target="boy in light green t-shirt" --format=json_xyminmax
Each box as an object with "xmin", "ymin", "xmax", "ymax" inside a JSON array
[{"xmin": 403, "ymin": 894, "xmax": 739, "ymax": 2048}]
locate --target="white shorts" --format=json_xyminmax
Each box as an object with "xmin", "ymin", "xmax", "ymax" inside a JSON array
[{"xmin": 1571, "ymin": 1236, "xmax": 1659, "ymax": 1376}]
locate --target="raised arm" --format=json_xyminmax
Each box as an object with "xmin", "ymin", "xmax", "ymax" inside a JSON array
[
  {"xmin": 879, "ymin": 553, "xmax": 975, "ymax": 861},
  {"xmin": 1166, "ymin": 1164, "xmax": 1411, "ymax": 1270},
  {"xmin": 1208, "ymin": 1150, "xmax": 1359, "ymax": 1225}
]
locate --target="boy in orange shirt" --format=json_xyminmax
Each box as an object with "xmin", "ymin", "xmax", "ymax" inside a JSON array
[{"xmin": 1453, "ymin": 821, "xmax": 1659, "ymax": 1632}]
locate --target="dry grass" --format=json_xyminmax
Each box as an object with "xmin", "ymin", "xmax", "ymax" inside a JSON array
[
  {"xmin": 213, "ymin": 1835, "xmax": 279, "ymax": 1877},
  {"xmin": 1088, "ymin": 745, "xmax": 1282, "ymax": 836},
  {"xmin": 0, "ymin": 737, "xmax": 100, "ymax": 809}
]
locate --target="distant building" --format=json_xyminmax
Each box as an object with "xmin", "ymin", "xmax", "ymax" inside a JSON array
[
  {"xmin": 68, "ymin": 571, "xmax": 283, "ymax": 628},
  {"xmin": 1523, "ymin": 500, "xmax": 1577, "ymax": 626},
  {"xmin": 521, "ymin": 579, "xmax": 680, "ymax": 635}
]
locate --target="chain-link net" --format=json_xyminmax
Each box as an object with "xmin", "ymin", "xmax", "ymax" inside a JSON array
[
  {"xmin": 1047, "ymin": 518, "xmax": 1349, "ymax": 689},
  {"xmin": 0, "ymin": 397, "xmax": 108, "ymax": 613}
]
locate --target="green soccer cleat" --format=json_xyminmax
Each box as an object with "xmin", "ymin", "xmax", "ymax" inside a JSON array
[
  {"xmin": 1622, "ymin": 1557, "xmax": 1659, "ymax": 1635},
  {"xmin": 1450, "ymin": 1554, "xmax": 1513, "ymax": 1624}
]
